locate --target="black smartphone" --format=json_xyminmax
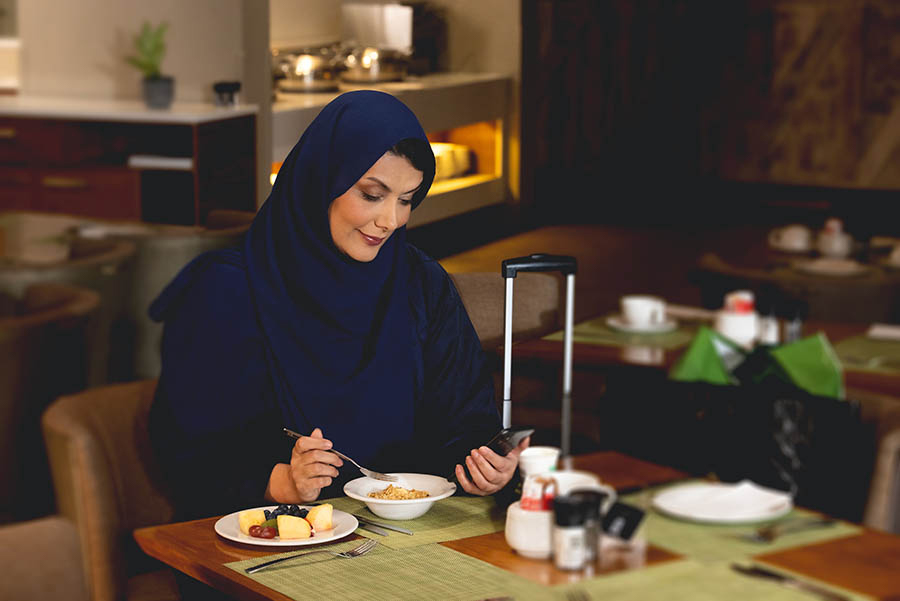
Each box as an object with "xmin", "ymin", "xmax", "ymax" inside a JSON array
[
  {"xmin": 453, "ymin": 426, "xmax": 535, "ymax": 484},
  {"xmin": 484, "ymin": 426, "xmax": 535, "ymax": 456}
]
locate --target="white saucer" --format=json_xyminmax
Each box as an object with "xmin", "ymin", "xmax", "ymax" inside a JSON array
[
  {"xmin": 792, "ymin": 258, "xmax": 871, "ymax": 277},
  {"xmin": 769, "ymin": 241, "xmax": 811, "ymax": 253},
  {"xmin": 607, "ymin": 315, "xmax": 677, "ymax": 334}
]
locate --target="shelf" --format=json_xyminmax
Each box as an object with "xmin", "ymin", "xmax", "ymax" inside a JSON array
[
  {"xmin": 411, "ymin": 175, "xmax": 505, "ymax": 228},
  {"xmin": 271, "ymin": 73, "xmax": 511, "ymax": 227}
]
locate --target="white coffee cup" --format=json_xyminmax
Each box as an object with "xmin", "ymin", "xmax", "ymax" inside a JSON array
[
  {"xmin": 532, "ymin": 469, "xmax": 618, "ymax": 511},
  {"xmin": 504, "ymin": 500, "xmax": 553, "ymax": 559},
  {"xmin": 817, "ymin": 230, "xmax": 853, "ymax": 258},
  {"xmin": 715, "ymin": 310, "xmax": 758, "ymax": 348},
  {"xmin": 769, "ymin": 224, "xmax": 812, "ymax": 252},
  {"xmin": 621, "ymin": 295, "xmax": 666, "ymax": 328},
  {"xmin": 518, "ymin": 446, "xmax": 560, "ymax": 477}
]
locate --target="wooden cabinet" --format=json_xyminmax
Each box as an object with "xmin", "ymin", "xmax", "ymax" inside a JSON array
[{"xmin": 0, "ymin": 106, "xmax": 257, "ymax": 225}]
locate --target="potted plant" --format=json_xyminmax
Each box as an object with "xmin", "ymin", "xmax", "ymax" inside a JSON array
[{"xmin": 125, "ymin": 21, "xmax": 173, "ymax": 109}]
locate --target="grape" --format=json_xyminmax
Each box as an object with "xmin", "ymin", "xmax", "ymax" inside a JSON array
[
  {"xmin": 248, "ymin": 525, "xmax": 262, "ymax": 538},
  {"xmin": 264, "ymin": 510, "xmax": 272, "ymax": 520},
  {"xmin": 298, "ymin": 507, "xmax": 309, "ymax": 518},
  {"xmin": 260, "ymin": 527, "xmax": 276, "ymax": 539}
]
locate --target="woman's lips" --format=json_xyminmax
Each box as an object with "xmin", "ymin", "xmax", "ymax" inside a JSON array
[{"xmin": 358, "ymin": 231, "xmax": 385, "ymax": 246}]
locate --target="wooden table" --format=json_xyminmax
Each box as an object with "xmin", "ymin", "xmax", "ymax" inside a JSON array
[
  {"xmin": 511, "ymin": 316, "xmax": 900, "ymax": 397},
  {"xmin": 134, "ymin": 451, "xmax": 900, "ymax": 601}
]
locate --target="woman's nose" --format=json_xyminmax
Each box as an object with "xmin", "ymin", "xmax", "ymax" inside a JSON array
[{"xmin": 375, "ymin": 199, "xmax": 399, "ymax": 231}]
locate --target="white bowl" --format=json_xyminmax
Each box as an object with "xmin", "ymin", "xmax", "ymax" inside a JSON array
[{"xmin": 343, "ymin": 473, "xmax": 456, "ymax": 520}]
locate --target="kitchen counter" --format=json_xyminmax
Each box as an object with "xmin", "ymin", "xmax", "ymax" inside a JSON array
[{"xmin": 0, "ymin": 95, "xmax": 257, "ymax": 124}]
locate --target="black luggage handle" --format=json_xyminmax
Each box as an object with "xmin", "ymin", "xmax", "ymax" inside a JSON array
[{"xmin": 501, "ymin": 254, "xmax": 577, "ymax": 278}]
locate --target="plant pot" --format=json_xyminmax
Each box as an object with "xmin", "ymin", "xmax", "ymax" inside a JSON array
[{"xmin": 142, "ymin": 75, "xmax": 174, "ymax": 109}]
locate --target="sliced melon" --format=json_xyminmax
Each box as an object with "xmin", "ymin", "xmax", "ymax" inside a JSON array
[
  {"xmin": 238, "ymin": 509, "xmax": 266, "ymax": 535},
  {"xmin": 306, "ymin": 503, "xmax": 333, "ymax": 531},
  {"xmin": 277, "ymin": 514, "xmax": 312, "ymax": 539}
]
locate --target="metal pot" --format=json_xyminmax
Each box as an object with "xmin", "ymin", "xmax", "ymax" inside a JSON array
[
  {"xmin": 341, "ymin": 47, "xmax": 409, "ymax": 83},
  {"xmin": 275, "ymin": 51, "xmax": 341, "ymax": 93}
]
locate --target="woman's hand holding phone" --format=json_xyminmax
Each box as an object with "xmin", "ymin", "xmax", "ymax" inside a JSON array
[{"xmin": 455, "ymin": 435, "xmax": 530, "ymax": 496}]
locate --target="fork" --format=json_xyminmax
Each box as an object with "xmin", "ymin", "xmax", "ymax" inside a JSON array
[
  {"xmin": 283, "ymin": 428, "xmax": 398, "ymax": 482},
  {"xmin": 245, "ymin": 539, "xmax": 377, "ymax": 574},
  {"xmin": 742, "ymin": 516, "xmax": 836, "ymax": 543}
]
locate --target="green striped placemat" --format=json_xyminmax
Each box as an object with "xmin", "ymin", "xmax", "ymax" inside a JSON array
[
  {"xmin": 543, "ymin": 315, "xmax": 697, "ymax": 350},
  {"xmin": 622, "ymin": 486, "xmax": 862, "ymax": 563},
  {"xmin": 834, "ymin": 334, "xmax": 900, "ymax": 375},
  {"xmin": 322, "ymin": 495, "xmax": 505, "ymax": 549},
  {"xmin": 559, "ymin": 558, "xmax": 872, "ymax": 601},
  {"xmin": 228, "ymin": 541, "xmax": 544, "ymax": 601}
]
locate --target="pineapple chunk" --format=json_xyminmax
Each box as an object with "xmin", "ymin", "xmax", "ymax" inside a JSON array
[
  {"xmin": 277, "ymin": 514, "xmax": 312, "ymax": 539},
  {"xmin": 306, "ymin": 504, "xmax": 333, "ymax": 531},
  {"xmin": 238, "ymin": 509, "xmax": 266, "ymax": 535}
]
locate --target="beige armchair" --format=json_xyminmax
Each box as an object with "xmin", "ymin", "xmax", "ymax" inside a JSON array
[
  {"xmin": 446, "ymin": 270, "xmax": 605, "ymax": 447},
  {"xmin": 448, "ymin": 271, "xmax": 561, "ymax": 351},
  {"xmin": 854, "ymin": 388, "xmax": 900, "ymax": 533},
  {"xmin": 0, "ymin": 515, "xmax": 88, "ymax": 601},
  {"xmin": 0, "ymin": 238, "xmax": 136, "ymax": 385},
  {"xmin": 1, "ymin": 282, "xmax": 99, "ymax": 523},
  {"xmin": 111, "ymin": 209, "xmax": 254, "ymax": 379},
  {"xmin": 42, "ymin": 379, "xmax": 179, "ymax": 601}
]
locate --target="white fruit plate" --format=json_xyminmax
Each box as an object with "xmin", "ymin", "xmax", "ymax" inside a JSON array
[{"xmin": 214, "ymin": 505, "xmax": 357, "ymax": 547}]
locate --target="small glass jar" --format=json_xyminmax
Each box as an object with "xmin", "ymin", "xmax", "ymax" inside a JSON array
[
  {"xmin": 552, "ymin": 495, "xmax": 587, "ymax": 571},
  {"xmin": 568, "ymin": 489, "xmax": 606, "ymax": 563}
]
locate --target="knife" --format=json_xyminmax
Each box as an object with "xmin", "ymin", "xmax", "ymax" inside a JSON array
[
  {"xmin": 357, "ymin": 522, "xmax": 389, "ymax": 536},
  {"xmin": 352, "ymin": 514, "xmax": 413, "ymax": 535},
  {"xmin": 731, "ymin": 563, "xmax": 851, "ymax": 601}
]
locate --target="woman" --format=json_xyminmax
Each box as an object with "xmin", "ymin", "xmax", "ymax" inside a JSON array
[{"xmin": 148, "ymin": 90, "xmax": 526, "ymax": 519}]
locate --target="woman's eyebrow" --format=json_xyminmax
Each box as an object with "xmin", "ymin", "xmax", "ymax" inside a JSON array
[{"xmin": 364, "ymin": 176, "xmax": 421, "ymax": 195}]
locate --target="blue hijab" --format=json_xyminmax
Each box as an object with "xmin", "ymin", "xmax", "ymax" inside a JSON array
[
  {"xmin": 152, "ymin": 91, "xmax": 435, "ymax": 474},
  {"xmin": 246, "ymin": 90, "xmax": 434, "ymax": 458}
]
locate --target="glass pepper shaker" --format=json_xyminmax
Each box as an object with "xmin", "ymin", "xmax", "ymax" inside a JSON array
[
  {"xmin": 552, "ymin": 495, "xmax": 587, "ymax": 571},
  {"xmin": 568, "ymin": 488, "xmax": 605, "ymax": 564}
]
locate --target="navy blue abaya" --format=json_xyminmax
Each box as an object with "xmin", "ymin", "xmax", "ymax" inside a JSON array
[{"xmin": 148, "ymin": 91, "xmax": 500, "ymax": 518}]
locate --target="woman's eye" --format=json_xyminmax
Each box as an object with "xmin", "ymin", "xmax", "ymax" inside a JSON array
[
  {"xmin": 361, "ymin": 191, "xmax": 381, "ymax": 202},
  {"xmin": 400, "ymin": 197, "xmax": 413, "ymax": 206}
]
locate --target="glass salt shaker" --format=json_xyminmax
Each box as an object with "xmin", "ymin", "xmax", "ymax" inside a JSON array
[{"xmin": 552, "ymin": 495, "xmax": 587, "ymax": 571}]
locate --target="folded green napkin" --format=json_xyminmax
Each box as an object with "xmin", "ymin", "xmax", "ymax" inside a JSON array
[
  {"xmin": 769, "ymin": 333, "xmax": 844, "ymax": 399},
  {"xmin": 670, "ymin": 327, "xmax": 844, "ymax": 399},
  {"xmin": 669, "ymin": 326, "xmax": 744, "ymax": 386}
]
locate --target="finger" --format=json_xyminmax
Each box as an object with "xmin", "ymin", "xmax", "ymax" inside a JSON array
[
  {"xmin": 302, "ymin": 460, "xmax": 340, "ymax": 479},
  {"xmin": 473, "ymin": 448, "xmax": 503, "ymax": 483},
  {"xmin": 310, "ymin": 428, "xmax": 323, "ymax": 438},
  {"xmin": 506, "ymin": 437, "xmax": 530, "ymax": 462},
  {"xmin": 306, "ymin": 449, "xmax": 343, "ymax": 467},
  {"xmin": 466, "ymin": 455, "xmax": 492, "ymax": 490},
  {"xmin": 476, "ymin": 446, "xmax": 505, "ymax": 471},
  {"xmin": 455, "ymin": 464, "xmax": 477, "ymax": 495},
  {"xmin": 293, "ymin": 433, "xmax": 333, "ymax": 453}
]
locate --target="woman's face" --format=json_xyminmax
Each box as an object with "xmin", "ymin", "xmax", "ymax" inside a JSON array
[{"xmin": 328, "ymin": 151, "xmax": 424, "ymax": 262}]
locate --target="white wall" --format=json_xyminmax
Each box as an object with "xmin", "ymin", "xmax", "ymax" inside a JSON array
[
  {"xmin": 270, "ymin": 0, "xmax": 340, "ymax": 49},
  {"xmin": 18, "ymin": 0, "xmax": 244, "ymax": 102}
]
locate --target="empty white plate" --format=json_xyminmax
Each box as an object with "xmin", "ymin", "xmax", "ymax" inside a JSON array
[{"xmin": 652, "ymin": 481, "xmax": 792, "ymax": 524}]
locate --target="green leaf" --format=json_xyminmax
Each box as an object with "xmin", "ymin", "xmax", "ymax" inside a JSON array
[{"xmin": 125, "ymin": 20, "xmax": 168, "ymax": 78}]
